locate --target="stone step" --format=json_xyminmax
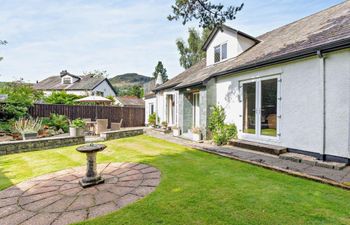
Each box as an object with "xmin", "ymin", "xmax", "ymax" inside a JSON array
[
  {"xmin": 279, "ymin": 152, "xmax": 347, "ymax": 170},
  {"xmin": 228, "ymin": 139, "xmax": 287, "ymax": 156}
]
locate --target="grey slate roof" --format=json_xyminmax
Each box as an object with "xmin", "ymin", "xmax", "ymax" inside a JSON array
[
  {"xmin": 34, "ymin": 75, "xmax": 106, "ymax": 91},
  {"xmin": 155, "ymin": 1, "xmax": 350, "ymax": 91}
]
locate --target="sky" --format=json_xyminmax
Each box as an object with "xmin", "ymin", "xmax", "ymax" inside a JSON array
[{"xmin": 0, "ymin": 0, "xmax": 344, "ymax": 82}]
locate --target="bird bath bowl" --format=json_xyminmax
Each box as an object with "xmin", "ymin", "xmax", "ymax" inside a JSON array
[{"xmin": 76, "ymin": 143, "xmax": 106, "ymax": 188}]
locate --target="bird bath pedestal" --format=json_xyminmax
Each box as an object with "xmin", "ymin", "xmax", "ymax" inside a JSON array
[{"xmin": 76, "ymin": 143, "xmax": 106, "ymax": 188}]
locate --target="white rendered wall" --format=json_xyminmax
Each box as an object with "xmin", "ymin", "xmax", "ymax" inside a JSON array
[
  {"xmin": 206, "ymin": 28, "xmax": 255, "ymax": 66},
  {"xmin": 324, "ymin": 50, "xmax": 350, "ymax": 158},
  {"xmin": 92, "ymin": 80, "xmax": 116, "ymax": 97},
  {"xmin": 144, "ymin": 97, "xmax": 156, "ymax": 124},
  {"xmin": 216, "ymin": 50, "xmax": 350, "ymax": 158}
]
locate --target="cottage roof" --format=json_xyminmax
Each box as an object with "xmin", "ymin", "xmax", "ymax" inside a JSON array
[{"xmin": 155, "ymin": 1, "xmax": 350, "ymax": 91}]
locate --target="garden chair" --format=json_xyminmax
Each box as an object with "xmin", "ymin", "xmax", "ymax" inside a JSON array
[
  {"xmin": 95, "ymin": 119, "xmax": 108, "ymax": 135},
  {"xmin": 111, "ymin": 119, "xmax": 123, "ymax": 131}
]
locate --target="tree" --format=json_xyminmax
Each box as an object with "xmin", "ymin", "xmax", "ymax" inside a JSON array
[
  {"xmin": 168, "ymin": 0, "xmax": 243, "ymax": 29},
  {"xmin": 176, "ymin": 28, "xmax": 211, "ymax": 69},
  {"xmin": 0, "ymin": 82, "xmax": 44, "ymax": 121},
  {"xmin": 44, "ymin": 91, "xmax": 82, "ymax": 105},
  {"xmin": 83, "ymin": 70, "xmax": 109, "ymax": 78},
  {"xmin": 152, "ymin": 61, "xmax": 168, "ymax": 82},
  {"xmin": 0, "ymin": 40, "xmax": 7, "ymax": 61}
]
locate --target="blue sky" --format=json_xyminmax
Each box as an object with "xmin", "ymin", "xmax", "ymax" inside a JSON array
[{"xmin": 0, "ymin": 0, "xmax": 343, "ymax": 82}]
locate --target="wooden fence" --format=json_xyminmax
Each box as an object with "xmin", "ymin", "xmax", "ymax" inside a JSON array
[{"xmin": 28, "ymin": 104, "xmax": 145, "ymax": 128}]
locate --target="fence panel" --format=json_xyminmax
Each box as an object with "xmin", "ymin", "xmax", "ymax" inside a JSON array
[{"xmin": 28, "ymin": 104, "xmax": 145, "ymax": 128}]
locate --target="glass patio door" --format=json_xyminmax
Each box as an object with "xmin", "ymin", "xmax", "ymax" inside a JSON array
[{"xmin": 242, "ymin": 77, "xmax": 279, "ymax": 139}]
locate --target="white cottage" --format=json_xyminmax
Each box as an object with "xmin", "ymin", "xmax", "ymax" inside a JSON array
[
  {"xmin": 149, "ymin": 1, "xmax": 350, "ymax": 163},
  {"xmin": 34, "ymin": 70, "xmax": 117, "ymax": 97}
]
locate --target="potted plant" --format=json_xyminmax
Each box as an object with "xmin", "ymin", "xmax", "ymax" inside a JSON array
[
  {"xmin": 14, "ymin": 117, "xmax": 42, "ymax": 140},
  {"xmin": 69, "ymin": 118, "xmax": 86, "ymax": 137},
  {"xmin": 161, "ymin": 121, "xmax": 168, "ymax": 129},
  {"xmin": 191, "ymin": 127, "xmax": 202, "ymax": 142},
  {"xmin": 172, "ymin": 126, "xmax": 181, "ymax": 136}
]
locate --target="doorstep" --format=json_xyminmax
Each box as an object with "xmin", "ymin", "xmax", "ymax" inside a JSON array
[
  {"xmin": 229, "ymin": 139, "xmax": 287, "ymax": 156},
  {"xmin": 280, "ymin": 152, "xmax": 347, "ymax": 170}
]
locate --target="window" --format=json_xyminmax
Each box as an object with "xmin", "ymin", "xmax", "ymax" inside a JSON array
[
  {"xmin": 214, "ymin": 46, "xmax": 221, "ymax": 63},
  {"xmin": 222, "ymin": 43, "xmax": 227, "ymax": 60},
  {"xmin": 213, "ymin": 43, "xmax": 228, "ymax": 63},
  {"xmin": 62, "ymin": 77, "xmax": 71, "ymax": 84},
  {"xmin": 96, "ymin": 91, "xmax": 104, "ymax": 97},
  {"xmin": 149, "ymin": 103, "xmax": 154, "ymax": 115}
]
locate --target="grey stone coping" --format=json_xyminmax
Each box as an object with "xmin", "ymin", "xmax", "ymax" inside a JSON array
[{"xmin": 0, "ymin": 162, "xmax": 161, "ymax": 225}]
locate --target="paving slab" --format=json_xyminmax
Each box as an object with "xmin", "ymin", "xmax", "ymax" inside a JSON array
[{"xmin": 0, "ymin": 162, "xmax": 161, "ymax": 225}]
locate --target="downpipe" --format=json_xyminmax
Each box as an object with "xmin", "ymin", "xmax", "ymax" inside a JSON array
[{"xmin": 317, "ymin": 50, "xmax": 326, "ymax": 161}]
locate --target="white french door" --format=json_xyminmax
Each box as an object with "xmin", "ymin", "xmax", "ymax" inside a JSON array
[
  {"xmin": 192, "ymin": 92, "xmax": 200, "ymax": 128},
  {"xmin": 241, "ymin": 76, "xmax": 280, "ymax": 140}
]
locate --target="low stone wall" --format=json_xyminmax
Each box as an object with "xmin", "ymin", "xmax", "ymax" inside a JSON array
[
  {"xmin": 0, "ymin": 136, "xmax": 85, "ymax": 155},
  {"xmin": 100, "ymin": 128, "xmax": 144, "ymax": 140}
]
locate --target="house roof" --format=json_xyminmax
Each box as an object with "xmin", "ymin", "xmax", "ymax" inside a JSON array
[
  {"xmin": 155, "ymin": 1, "xmax": 350, "ymax": 91},
  {"xmin": 202, "ymin": 24, "xmax": 260, "ymax": 50},
  {"xmin": 115, "ymin": 96, "xmax": 145, "ymax": 107},
  {"xmin": 34, "ymin": 75, "xmax": 106, "ymax": 91},
  {"xmin": 143, "ymin": 79, "xmax": 156, "ymax": 99}
]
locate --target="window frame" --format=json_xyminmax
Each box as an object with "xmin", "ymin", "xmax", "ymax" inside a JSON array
[
  {"xmin": 62, "ymin": 77, "xmax": 72, "ymax": 84},
  {"xmin": 213, "ymin": 42, "xmax": 228, "ymax": 63}
]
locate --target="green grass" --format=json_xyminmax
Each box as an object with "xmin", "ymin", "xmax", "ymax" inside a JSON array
[{"xmin": 1, "ymin": 135, "xmax": 350, "ymax": 225}]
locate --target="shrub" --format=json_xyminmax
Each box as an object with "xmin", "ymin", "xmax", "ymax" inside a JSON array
[
  {"xmin": 209, "ymin": 105, "xmax": 237, "ymax": 145},
  {"xmin": 208, "ymin": 105, "xmax": 225, "ymax": 133},
  {"xmin": 70, "ymin": 118, "xmax": 86, "ymax": 128},
  {"xmin": 43, "ymin": 114, "xmax": 69, "ymax": 132},
  {"xmin": 0, "ymin": 121, "xmax": 14, "ymax": 133},
  {"xmin": 45, "ymin": 91, "xmax": 82, "ymax": 105},
  {"xmin": 148, "ymin": 113, "xmax": 157, "ymax": 126},
  {"xmin": 14, "ymin": 117, "xmax": 42, "ymax": 134},
  {"xmin": 0, "ymin": 82, "xmax": 44, "ymax": 120},
  {"xmin": 213, "ymin": 124, "xmax": 237, "ymax": 145}
]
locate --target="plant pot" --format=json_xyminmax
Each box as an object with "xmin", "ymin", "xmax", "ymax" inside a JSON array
[
  {"xmin": 22, "ymin": 132, "xmax": 37, "ymax": 140},
  {"xmin": 173, "ymin": 128, "xmax": 181, "ymax": 137},
  {"xmin": 192, "ymin": 133, "xmax": 202, "ymax": 142},
  {"xmin": 70, "ymin": 127, "xmax": 84, "ymax": 137}
]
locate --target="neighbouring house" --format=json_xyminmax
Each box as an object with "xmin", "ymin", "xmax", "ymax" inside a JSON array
[
  {"xmin": 147, "ymin": 1, "xmax": 350, "ymax": 163},
  {"xmin": 115, "ymin": 96, "xmax": 145, "ymax": 107},
  {"xmin": 34, "ymin": 70, "xmax": 117, "ymax": 97}
]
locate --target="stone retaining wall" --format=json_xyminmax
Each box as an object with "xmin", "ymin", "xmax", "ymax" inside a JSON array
[
  {"xmin": 100, "ymin": 128, "xmax": 144, "ymax": 140},
  {"xmin": 0, "ymin": 136, "xmax": 85, "ymax": 155}
]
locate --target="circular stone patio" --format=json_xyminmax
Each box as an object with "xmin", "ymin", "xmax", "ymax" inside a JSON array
[{"xmin": 0, "ymin": 162, "xmax": 161, "ymax": 225}]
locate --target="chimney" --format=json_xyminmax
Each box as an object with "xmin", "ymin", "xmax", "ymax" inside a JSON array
[{"xmin": 155, "ymin": 73, "xmax": 163, "ymax": 86}]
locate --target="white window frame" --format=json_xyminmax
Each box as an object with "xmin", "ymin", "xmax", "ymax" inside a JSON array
[
  {"xmin": 62, "ymin": 77, "xmax": 72, "ymax": 84},
  {"xmin": 214, "ymin": 42, "xmax": 228, "ymax": 63},
  {"xmin": 239, "ymin": 74, "xmax": 281, "ymax": 142},
  {"xmin": 192, "ymin": 92, "xmax": 200, "ymax": 128}
]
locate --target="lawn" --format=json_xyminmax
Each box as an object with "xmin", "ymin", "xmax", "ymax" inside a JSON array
[{"xmin": 1, "ymin": 135, "xmax": 350, "ymax": 225}]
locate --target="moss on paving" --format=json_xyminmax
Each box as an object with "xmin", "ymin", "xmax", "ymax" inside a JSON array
[{"xmin": 1, "ymin": 135, "xmax": 350, "ymax": 225}]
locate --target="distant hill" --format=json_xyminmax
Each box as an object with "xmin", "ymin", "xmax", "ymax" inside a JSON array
[{"xmin": 109, "ymin": 73, "xmax": 153, "ymax": 88}]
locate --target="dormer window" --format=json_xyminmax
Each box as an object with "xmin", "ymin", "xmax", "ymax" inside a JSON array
[
  {"xmin": 62, "ymin": 77, "xmax": 72, "ymax": 84},
  {"xmin": 214, "ymin": 43, "xmax": 227, "ymax": 63}
]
